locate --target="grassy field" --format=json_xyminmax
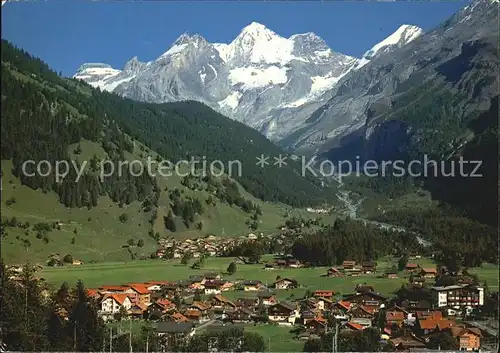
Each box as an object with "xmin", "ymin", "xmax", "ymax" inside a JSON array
[
  {"xmin": 2, "ymin": 138, "xmax": 327, "ymax": 264},
  {"xmin": 469, "ymin": 263, "xmax": 499, "ymax": 290},
  {"xmin": 244, "ymin": 324, "xmax": 304, "ymax": 352},
  {"xmin": 38, "ymin": 253, "xmax": 497, "ymax": 294},
  {"xmin": 39, "ymin": 255, "xmax": 442, "ymax": 294}
]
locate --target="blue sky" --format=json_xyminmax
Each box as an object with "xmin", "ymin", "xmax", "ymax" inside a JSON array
[{"xmin": 2, "ymin": 1, "xmax": 469, "ymax": 76}]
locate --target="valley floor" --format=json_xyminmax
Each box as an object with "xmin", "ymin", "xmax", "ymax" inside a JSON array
[{"xmin": 39, "ymin": 255, "xmax": 498, "ymax": 294}]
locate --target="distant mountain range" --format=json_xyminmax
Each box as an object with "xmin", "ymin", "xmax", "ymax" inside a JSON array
[{"xmin": 74, "ymin": 22, "xmax": 423, "ymax": 142}]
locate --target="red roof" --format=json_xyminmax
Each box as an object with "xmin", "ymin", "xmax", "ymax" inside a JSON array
[
  {"xmin": 87, "ymin": 289, "xmax": 100, "ymax": 298},
  {"xmin": 419, "ymin": 319, "xmax": 455, "ymax": 330},
  {"xmin": 156, "ymin": 299, "xmax": 174, "ymax": 308},
  {"xmin": 359, "ymin": 305, "xmax": 377, "ymax": 314},
  {"xmin": 99, "ymin": 285, "xmax": 131, "ymax": 292},
  {"xmin": 345, "ymin": 322, "xmax": 365, "ymax": 331},
  {"xmin": 386, "ymin": 311, "xmax": 405, "ymax": 321},
  {"xmin": 337, "ymin": 300, "xmax": 352, "ymax": 310},
  {"xmin": 102, "ymin": 293, "xmax": 132, "ymax": 305},
  {"xmin": 314, "ymin": 290, "xmax": 334, "ymax": 297},
  {"xmin": 406, "ymin": 263, "xmax": 418, "ymax": 269},
  {"xmin": 170, "ymin": 312, "xmax": 189, "ymax": 322},
  {"xmin": 129, "ymin": 284, "xmax": 150, "ymax": 295},
  {"xmin": 416, "ymin": 311, "xmax": 442, "ymax": 320},
  {"xmin": 420, "ymin": 267, "xmax": 437, "ymax": 274}
]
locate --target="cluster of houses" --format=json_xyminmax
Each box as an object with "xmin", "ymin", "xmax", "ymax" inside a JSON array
[
  {"xmin": 322, "ymin": 260, "xmax": 379, "ymax": 277},
  {"xmin": 84, "ymin": 267, "xmax": 488, "ymax": 352},
  {"xmin": 154, "ymin": 234, "xmax": 266, "ymax": 259}
]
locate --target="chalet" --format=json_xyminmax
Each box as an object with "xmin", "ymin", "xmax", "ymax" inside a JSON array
[
  {"xmin": 389, "ymin": 333, "xmax": 426, "ymax": 350},
  {"xmin": 348, "ymin": 305, "xmax": 376, "ymax": 326},
  {"xmin": 274, "ymin": 278, "xmax": 298, "ymax": 290},
  {"xmin": 211, "ymin": 294, "xmax": 236, "ymax": 312},
  {"xmin": 326, "ymin": 267, "xmax": 342, "ymax": 277},
  {"xmin": 448, "ymin": 327, "xmax": 482, "ymax": 351},
  {"xmin": 361, "ymin": 261, "xmax": 377, "ymax": 274},
  {"xmin": 313, "ymin": 290, "xmax": 334, "ymax": 300},
  {"xmin": 129, "ymin": 284, "xmax": 151, "ymax": 306},
  {"xmin": 100, "ymin": 293, "xmax": 133, "ymax": 315},
  {"xmin": 313, "ymin": 297, "xmax": 333, "ymax": 311},
  {"xmin": 268, "ymin": 301, "xmax": 299, "ymax": 326},
  {"xmin": 257, "ymin": 291, "xmax": 277, "ymax": 306},
  {"xmin": 243, "ymin": 280, "xmax": 263, "ymax": 292},
  {"xmin": 384, "ymin": 271, "xmax": 398, "ymax": 279},
  {"xmin": 264, "ymin": 264, "xmax": 275, "ymax": 271},
  {"xmin": 332, "ymin": 300, "xmax": 351, "ymax": 321},
  {"xmin": 162, "ymin": 282, "xmax": 180, "ymax": 296},
  {"xmin": 128, "ymin": 303, "xmax": 147, "ymax": 319},
  {"xmin": 227, "ymin": 307, "xmax": 253, "ymax": 323},
  {"xmin": 405, "ymin": 263, "xmax": 419, "ymax": 272},
  {"xmin": 220, "ymin": 281, "xmax": 234, "ymax": 292},
  {"xmin": 344, "ymin": 291, "xmax": 386, "ymax": 309},
  {"xmin": 169, "ymin": 312, "xmax": 189, "ymax": 323},
  {"xmin": 275, "ymin": 259, "xmax": 287, "ymax": 268},
  {"xmin": 235, "ymin": 298, "xmax": 259, "ymax": 310},
  {"xmin": 155, "ymin": 322, "xmax": 195, "ymax": 347},
  {"xmin": 183, "ymin": 309, "xmax": 202, "ymax": 323},
  {"xmin": 342, "ymin": 260, "xmax": 356, "ymax": 270},
  {"xmin": 305, "ymin": 317, "xmax": 327, "ymax": 333},
  {"xmin": 72, "ymin": 259, "xmax": 84, "ymax": 266},
  {"xmin": 344, "ymin": 322, "xmax": 366, "ymax": 331},
  {"xmin": 418, "ymin": 318, "xmax": 455, "ymax": 335},
  {"xmin": 204, "ymin": 280, "xmax": 225, "ymax": 295},
  {"xmin": 300, "ymin": 297, "xmax": 320, "ymax": 312},
  {"xmin": 287, "ymin": 259, "xmax": 303, "ymax": 268},
  {"xmin": 419, "ymin": 267, "xmax": 438, "ymax": 279},
  {"xmin": 184, "ymin": 301, "xmax": 211, "ymax": 323},
  {"xmin": 385, "ymin": 306, "xmax": 408, "ymax": 327},
  {"xmin": 147, "ymin": 299, "xmax": 176, "ymax": 320},
  {"xmin": 156, "ymin": 299, "xmax": 176, "ymax": 312},
  {"xmin": 188, "ymin": 276, "xmax": 205, "ymax": 290},
  {"xmin": 301, "ymin": 310, "xmax": 316, "ymax": 325}
]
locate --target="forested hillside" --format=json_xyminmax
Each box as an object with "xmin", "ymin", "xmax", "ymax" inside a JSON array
[
  {"xmin": 0, "ymin": 40, "xmax": 331, "ymax": 264},
  {"xmin": 0, "ymin": 40, "xmax": 329, "ymax": 208}
]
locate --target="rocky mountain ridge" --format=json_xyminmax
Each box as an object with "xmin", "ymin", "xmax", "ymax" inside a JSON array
[
  {"xmin": 74, "ymin": 22, "xmax": 423, "ymax": 141},
  {"xmin": 287, "ymin": 0, "xmax": 498, "ymax": 154}
]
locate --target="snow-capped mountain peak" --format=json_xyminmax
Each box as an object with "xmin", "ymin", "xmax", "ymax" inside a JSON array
[
  {"xmin": 73, "ymin": 63, "xmax": 121, "ymax": 87},
  {"xmin": 220, "ymin": 22, "xmax": 297, "ymax": 65},
  {"xmin": 74, "ymin": 21, "xmax": 424, "ymax": 141},
  {"xmin": 238, "ymin": 21, "xmax": 277, "ymax": 40},
  {"xmin": 355, "ymin": 24, "xmax": 423, "ymax": 69}
]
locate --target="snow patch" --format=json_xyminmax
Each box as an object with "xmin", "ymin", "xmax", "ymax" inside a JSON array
[
  {"xmin": 281, "ymin": 71, "xmax": 349, "ymax": 108},
  {"xmin": 213, "ymin": 43, "xmax": 230, "ymax": 62},
  {"xmin": 161, "ymin": 43, "xmax": 188, "ymax": 58},
  {"xmin": 102, "ymin": 76, "xmax": 134, "ymax": 92},
  {"xmin": 354, "ymin": 24, "xmax": 423, "ymax": 70},
  {"xmin": 218, "ymin": 91, "xmax": 242, "ymax": 110},
  {"xmin": 228, "ymin": 66, "xmax": 288, "ymax": 90}
]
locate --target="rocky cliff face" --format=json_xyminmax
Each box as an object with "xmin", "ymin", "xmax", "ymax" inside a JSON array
[{"xmin": 289, "ymin": 0, "xmax": 498, "ymax": 157}]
